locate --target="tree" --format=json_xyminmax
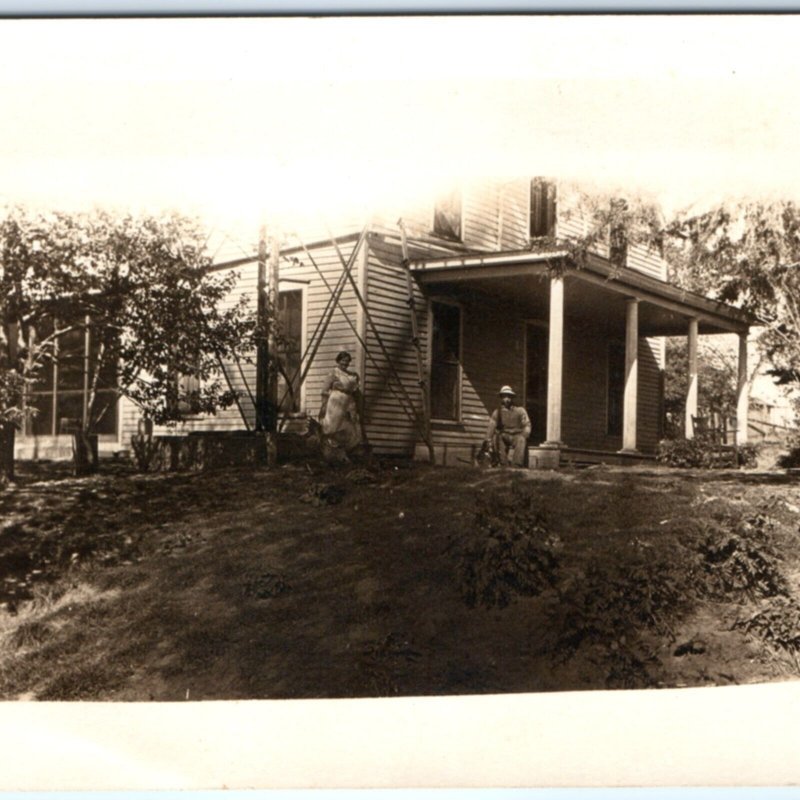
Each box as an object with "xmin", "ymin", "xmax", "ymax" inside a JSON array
[
  {"xmin": 555, "ymin": 186, "xmax": 666, "ymax": 274},
  {"xmin": 560, "ymin": 192, "xmax": 800, "ymax": 435},
  {"xmin": 667, "ymin": 201, "xmax": 800, "ymax": 394},
  {"xmin": 0, "ymin": 207, "xmax": 257, "ymax": 475},
  {"xmin": 662, "ymin": 337, "xmax": 739, "ymax": 439}
]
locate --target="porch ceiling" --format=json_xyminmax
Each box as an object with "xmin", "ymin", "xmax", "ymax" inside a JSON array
[
  {"xmin": 411, "ymin": 249, "xmax": 751, "ymax": 336},
  {"xmin": 565, "ymin": 277, "xmax": 737, "ymax": 337},
  {"xmin": 421, "ymin": 273, "xmax": 704, "ymax": 336}
]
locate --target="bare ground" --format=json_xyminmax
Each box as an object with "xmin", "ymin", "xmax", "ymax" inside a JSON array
[{"xmin": 1, "ymin": 459, "xmax": 800, "ymax": 700}]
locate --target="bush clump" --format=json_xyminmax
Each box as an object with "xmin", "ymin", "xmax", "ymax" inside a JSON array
[
  {"xmin": 777, "ymin": 446, "xmax": 800, "ymax": 470},
  {"xmin": 554, "ymin": 541, "xmax": 694, "ymax": 655},
  {"xmin": 735, "ymin": 596, "xmax": 800, "ymax": 653},
  {"xmin": 694, "ymin": 513, "xmax": 787, "ymax": 601},
  {"xmin": 457, "ymin": 482, "xmax": 561, "ymax": 608},
  {"xmin": 657, "ymin": 437, "xmax": 742, "ymax": 468}
]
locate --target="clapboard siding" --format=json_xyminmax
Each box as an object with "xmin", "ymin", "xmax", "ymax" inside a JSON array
[
  {"xmin": 627, "ymin": 243, "xmax": 667, "ymax": 280},
  {"xmin": 499, "ymin": 179, "xmax": 531, "ymax": 250},
  {"xmin": 560, "ymin": 323, "xmax": 663, "ymax": 454},
  {"xmin": 556, "ymin": 194, "xmax": 588, "ymax": 242},
  {"xmin": 637, "ymin": 336, "xmax": 664, "ymax": 451},
  {"xmin": 560, "ymin": 319, "xmax": 614, "ymax": 450},
  {"xmin": 119, "ymin": 395, "xmax": 141, "ymax": 446},
  {"xmin": 284, "ymin": 241, "xmax": 361, "ymax": 414},
  {"xmin": 463, "ymin": 186, "xmax": 500, "ymax": 250},
  {"xmin": 363, "ymin": 234, "xmax": 426, "ymax": 453}
]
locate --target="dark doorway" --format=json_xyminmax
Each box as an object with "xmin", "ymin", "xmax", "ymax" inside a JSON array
[{"xmin": 525, "ymin": 323, "xmax": 548, "ymax": 443}]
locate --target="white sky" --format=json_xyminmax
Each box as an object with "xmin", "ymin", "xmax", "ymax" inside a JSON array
[{"xmin": 2, "ymin": 15, "xmax": 800, "ymax": 237}]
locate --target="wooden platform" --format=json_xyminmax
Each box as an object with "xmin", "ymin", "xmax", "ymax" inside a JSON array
[{"xmin": 557, "ymin": 447, "xmax": 656, "ymax": 468}]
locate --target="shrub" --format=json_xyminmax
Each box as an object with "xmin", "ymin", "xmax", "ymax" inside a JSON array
[
  {"xmin": 554, "ymin": 541, "xmax": 695, "ymax": 655},
  {"xmin": 657, "ymin": 436, "xmax": 743, "ymax": 469},
  {"xmin": 737, "ymin": 443, "xmax": 759, "ymax": 468},
  {"xmin": 777, "ymin": 446, "xmax": 800, "ymax": 470},
  {"xmin": 735, "ymin": 596, "xmax": 800, "ymax": 653},
  {"xmin": 457, "ymin": 482, "xmax": 561, "ymax": 608},
  {"xmin": 694, "ymin": 513, "xmax": 788, "ymax": 601}
]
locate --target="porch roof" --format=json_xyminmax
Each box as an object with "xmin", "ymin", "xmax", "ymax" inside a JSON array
[{"xmin": 409, "ymin": 247, "xmax": 753, "ymax": 336}]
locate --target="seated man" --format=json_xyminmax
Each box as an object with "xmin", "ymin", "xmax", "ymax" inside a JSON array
[{"xmin": 484, "ymin": 385, "xmax": 531, "ymax": 467}]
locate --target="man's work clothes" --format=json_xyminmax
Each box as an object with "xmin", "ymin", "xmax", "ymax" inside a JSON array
[{"xmin": 485, "ymin": 405, "xmax": 532, "ymax": 467}]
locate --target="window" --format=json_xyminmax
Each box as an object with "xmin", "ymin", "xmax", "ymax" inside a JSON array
[
  {"xmin": 529, "ymin": 178, "xmax": 557, "ymax": 238},
  {"xmin": 609, "ymin": 199, "xmax": 628, "ymax": 267},
  {"xmin": 276, "ymin": 288, "xmax": 304, "ymax": 413},
  {"xmin": 430, "ymin": 300, "xmax": 462, "ymax": 421},
  {"xmin": 173, "ymin": 370, "xmax": 201, "ymax": 416},
  {"xmin": 607, "ymin": 342, "xmax": 625, "ymax": 436},
  {"xmin": 24, "ymin": 318, "xmax": 117, "ymax": 437},
  {"xmin": 433, "ymin": 190, "xmax": 462, "ymax": 241}
]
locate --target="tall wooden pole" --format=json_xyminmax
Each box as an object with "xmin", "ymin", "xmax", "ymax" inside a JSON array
[
  {"xmin": 255, "ymin": 226, "xmax": 269, "ymax": 433},
  {"xmin": 265, "ymin": 235, "xmax": 280, "ymax": 467},
  {"xmin": 398, "ymin": 220, "xmax": 435, "ymax": 464}
]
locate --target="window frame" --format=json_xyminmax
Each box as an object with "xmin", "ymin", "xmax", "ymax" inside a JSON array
[
  {"xmin": 276, "ymin": 280, "xmax": 308, "ymax": 417},
  {"xmin": 431, "ymin": 189, "xmax": 464, "ymax": 243},
  {"xmin": 21, "ymin": 316, "xmax": 120, "ymax": 441},
  {"xmin": 529, "ymin": 177, "xmax": 558, "ymax": 239},
  {"xmin": 427, "ymin": 297, "xmax": 464, "ymax": 424}
]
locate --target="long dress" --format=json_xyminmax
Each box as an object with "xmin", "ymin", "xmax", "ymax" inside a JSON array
[{"xmin": 320, "ymin": 366, "xmax": 362, "ymax": 455}]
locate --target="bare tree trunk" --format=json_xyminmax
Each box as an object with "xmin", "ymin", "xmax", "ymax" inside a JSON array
[
  {"xmin": 73, "ymin": 332, "xmax": 104, "ymax": 476},
  {"xmin": 0, "ymin": 421, "xmax": 15, "ymax": 485},
  {"xmin": 72, "ymin": 429, "xmax": 98, "ymax": 476}
]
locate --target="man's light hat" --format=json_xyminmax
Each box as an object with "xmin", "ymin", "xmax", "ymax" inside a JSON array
[{"xmin": 498, "ymin": 385, "xmax": 516, "ymax": 396}]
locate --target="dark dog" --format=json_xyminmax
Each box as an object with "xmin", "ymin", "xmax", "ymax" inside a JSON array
[{"xmin": 474, "ymin": 439, "xmax": 500, "ymax": 468}]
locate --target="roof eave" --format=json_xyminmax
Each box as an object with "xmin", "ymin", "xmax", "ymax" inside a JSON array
[{"xmin": 409, "ymin": 247, "xmax": 754, "ymax": 331}]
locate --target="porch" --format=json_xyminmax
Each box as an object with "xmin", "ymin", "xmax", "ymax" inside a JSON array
[{"xmin": 410, "ymin": 247, "xmax": 752, "ymax": 468}]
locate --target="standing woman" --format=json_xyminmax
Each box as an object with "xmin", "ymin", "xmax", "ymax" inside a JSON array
[{"xmin": 319, "ymin": 350, "xmax": 362, "ymax": 460}]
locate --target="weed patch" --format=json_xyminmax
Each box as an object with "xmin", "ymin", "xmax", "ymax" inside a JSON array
[
  {"xmin": 735, "ymin": 596, "xmax": 800, "ymax": 654},
  {"xmin": 694, "ymin": 513, "xmax": 788, "ymax": 601},
  {"xmin": 243, "ymin": 571, "xmax": 291, "ymax": 599},
  {"xmin": 38, "ymin": 662, "xmax": 126, "ymax": 700},
  {"xmin": 8, "ymin": 620, "xmax": 52, "ymax": 650},
  {"xmin": 457, "ymin": 482, "xmax": 561, "ymax": 608},
  {"xmin": 554, "ymin": 540, "xmax": 694, "ymax": 653}
]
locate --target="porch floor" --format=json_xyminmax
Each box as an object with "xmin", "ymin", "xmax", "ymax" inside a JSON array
[{"xmin": 555, "ymin": 446, "xmax": 657, "ymax": 468}]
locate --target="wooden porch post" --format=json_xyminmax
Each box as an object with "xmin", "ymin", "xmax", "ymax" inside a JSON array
[
  {"xmin": 543, "ymin": 274, "xmax": 564, "ymax": 446},
  {"xmin": 736, "ymin": 331, "xmax": 749, "ymax": 445},
  {"xmin": 621, "ymin": 297, "xmax": 639, "ymax": 452},
  {"xmin": 685, "ymin": 317, "xmax": 699, "ymax": 439}
]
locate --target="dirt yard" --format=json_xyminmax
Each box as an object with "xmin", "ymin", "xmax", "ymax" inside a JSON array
[{"xmin": 2, "ymin": 458, "xmax": 800, "ymax": 700}]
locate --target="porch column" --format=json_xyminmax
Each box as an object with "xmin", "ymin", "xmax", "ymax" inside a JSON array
[
  {"xmin": 543, "ymin": 274, "xmax": 564, "ymax": 446},
  {"xmin": 736, "ymin": 331, "xmax": 749, "ymax": 445},
  {"xmin": 621, "ymin": 297, "xmax": 639, "ymax": 453},
  {"xmin": 685, "ymin": 317, "xmax": 699, "ymax": 439}
]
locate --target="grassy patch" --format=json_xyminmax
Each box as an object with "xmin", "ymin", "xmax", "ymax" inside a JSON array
[{"xmin": 2, "ymin": 461, "xmax": 800, "ymax": 698}]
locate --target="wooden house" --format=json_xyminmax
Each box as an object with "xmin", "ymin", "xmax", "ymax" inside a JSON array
[{"xmin": 16, "ymin": 178, "xmax": 754, "ymax": 468}]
